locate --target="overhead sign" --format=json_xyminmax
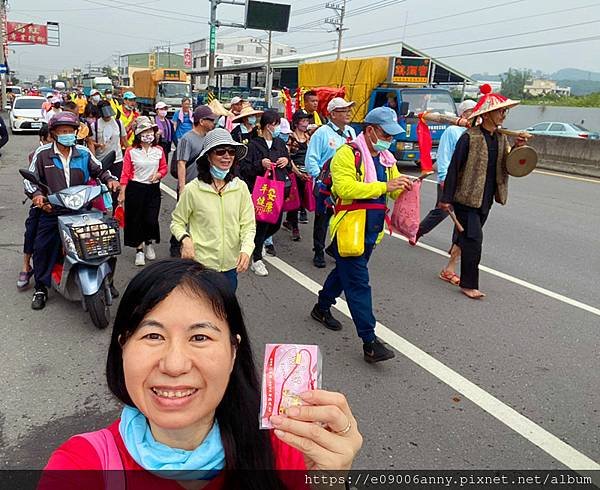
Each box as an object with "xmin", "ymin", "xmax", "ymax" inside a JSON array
[
  {"xmin": 245, "ymin": 1, "xmax": 291, "ymax": 32},
  {"xmin": 183, "ymin": 47, "xmax": 192, "ymax": 68},
  {"xmin": 163, "ymin": 70, "xmax": 183, "ymax": 80},
  {"xmin": 390, "ymin": 57, "xmax": 431, "ymax": 85},
  {"xmin": 7, "ymin": 22, "xmax": 48, "ymax": 44}
]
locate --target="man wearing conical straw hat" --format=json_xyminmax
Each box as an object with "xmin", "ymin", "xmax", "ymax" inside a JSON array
[{"xmin": 439, "ymin": 84, "xmax": 526, "ymax": 299}]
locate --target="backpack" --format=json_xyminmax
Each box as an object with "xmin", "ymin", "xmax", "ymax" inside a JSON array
[
  {"xmin": 169, "ymin": 147, "xmax": 200, "ymax": 179},
  {"xmin": 313, "ymin": 142, "xmax": 362, "ymax": 211}
]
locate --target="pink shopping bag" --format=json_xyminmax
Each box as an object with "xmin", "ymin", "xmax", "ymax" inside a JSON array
[
  {"xmin": 282, "ymin": 173, "xmax": 301, "ymax": 212},
  {"xmin": 252, "ymin": 169, "xmax": 285, "ymax": 224},
  {"xmin": 303, "ymin": 177, "xmax": 316, "ymax": 212},
  {"xmin": 390, "ymin": 179, "xmax": 421, "ymax": 241}
]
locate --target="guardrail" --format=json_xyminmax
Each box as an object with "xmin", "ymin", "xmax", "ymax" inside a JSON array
[{"xmin": 528, "ymin": 135, "xmax": 600, "ymax": 178}]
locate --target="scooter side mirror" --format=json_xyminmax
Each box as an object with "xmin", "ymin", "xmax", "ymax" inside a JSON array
[
  {"xmin": 20, "ymin": 169, "xmax": 40, "ymax": 186},
  {"xmin": 20, "ymin": 168, "xmax": 51, "ymax": 194}
]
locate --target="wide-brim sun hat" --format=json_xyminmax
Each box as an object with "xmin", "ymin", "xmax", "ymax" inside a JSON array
[
  {"xmin": 197, "ymin": 128, "xmax": 248, "ymax": 161},
  {"xmin": 469, "ymin": 84, "xmax": 520, "ymax": 120},
  {"xmin": 231, "ymin": 104, "xmax": 263, "ymax": 122},
  {"xmin": 134, "ymin": 116, "xmax": 158, "ymax": 135}
]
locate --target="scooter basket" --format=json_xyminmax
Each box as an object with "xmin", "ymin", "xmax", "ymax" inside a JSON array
[{"xmin": 70, "ymin": 218, "xmax": 121, "ymax": 260}]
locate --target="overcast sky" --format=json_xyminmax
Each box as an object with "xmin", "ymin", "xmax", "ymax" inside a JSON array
[{"xmin": 7, "ymin": 0, "xmax": 600, "ymax": 81}]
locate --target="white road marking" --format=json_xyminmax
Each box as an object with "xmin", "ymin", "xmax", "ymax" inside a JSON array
[
  {"xmin": 263, "ymin": 255, "xmax": 600, "ymax": 471},
  {"xmin": 390, "ymin": 230, "xmax": 600, "ymax": 318},
  {"xmin": 160, "ymin": 182, "xmax": 178, "ymax": 200},
  {"xmin": 160, "ymin": 182, "xmax": 600, "ymax": 469},
  {"xmin": 533, "ymin": 169, "xmax": 600, "ymax": 184}
]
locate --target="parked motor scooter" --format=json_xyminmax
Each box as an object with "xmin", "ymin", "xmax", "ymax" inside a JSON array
[{"xmin": 20, "ymin": 152, "xmax": 121, "ymax": 329}]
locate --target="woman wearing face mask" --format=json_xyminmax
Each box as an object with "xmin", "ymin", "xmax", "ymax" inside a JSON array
[
  {"xmin": 171, "ymin": 129, "xmax": 255, "ymax": 292},
  {"xmin": 239, "ymin": 110, "xmax": 291, "ymax": 277},
  {"xmin": 154, "ymin": 101, "xmax": 175, "ymax": 159},
  {"xmin": 118, "ymin": 117, "xmax": 167, "ymax": 267},
  {"xmin": 282, "ymin": 111, "xmax": 312, "ymax": 240},
  {"xmin": 84, "ymin": 89, "xmax": 102, "ymax": 123},
  {"xmin": 44, "ymin": 97, "xmax": 62, "ymax": 123},
  {"xmin": 230, "ymin": 105, "xmax": 262, "ymax": 145},
  {"xmin": 172, "ymin": 97, "xmax": 193, "ymax": 144}
]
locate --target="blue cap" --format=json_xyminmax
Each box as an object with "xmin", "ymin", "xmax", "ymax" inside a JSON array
[
  {"xmin": 123, "ymin": 91, "xmax": 136, "ymax": 99},
  {"xmin": 364, "ymin": 106, "xmax": 404, "ymax": 136}
]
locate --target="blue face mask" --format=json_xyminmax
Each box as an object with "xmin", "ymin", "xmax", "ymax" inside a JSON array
[
  {"xmin": 56, "ymin": 133, "xmax": 77, "ymax": 147},
  {"xmin": 247, "ymin": 116, "xmax": 257, "ymax": 125},
  {"xmin": 278, "ymin": 133, "xmax": 290, "ymax": 143},
  {"xmin": 210, "ymin": 165, "xmax": 229, "ymax": 180},
  {"xmin": 272, "ymin": 126, "xmax": 281, "ymax": 138}
]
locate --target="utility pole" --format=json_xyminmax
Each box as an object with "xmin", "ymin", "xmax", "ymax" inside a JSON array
[
  {"xmin": 325, "ymin": 0, "xmax": 347, "ymax": 60},
  {"xmin": 207, "ymin": 0, "xmax": 246, "ymax": 90},
  {"xmin": 0, "ymin": 0, "xmax": 7, "ymax": 110},
  {"xmin": 265, "ymin": 30, "xmax": 272, "ymax": 107}
]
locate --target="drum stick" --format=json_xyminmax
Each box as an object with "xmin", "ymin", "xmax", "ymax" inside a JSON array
[{"xmin": 448, "ymin": 210, "xmax": 465, "ymax": 233}]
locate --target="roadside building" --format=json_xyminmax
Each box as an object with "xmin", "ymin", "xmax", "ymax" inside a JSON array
[
  {"xmin": 190, "ymin": 36, "xmax": 296, "ymax": 90},
  {"xmin": 524, "ymin": 79, "xmax": 571, "ymax": 97}
]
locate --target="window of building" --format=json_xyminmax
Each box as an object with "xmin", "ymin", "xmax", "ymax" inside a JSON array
[
  {"xmin": 237, "ymin": 44, "xmax": 244, "ymax": 52},
  {"xmin": 233, "ymin": 76, "xmax": 241, "ymax": 86},
  {"xmin": 217, "ymin": 58, "xmax": 224, "ymax": 67},
  {"xmin": 199, "ymin": 75, "xmax": 207, "ymax": 84},
  {"xmin": 255, "ymin": 46, "xmax": 263, "ymax": 55},
  {"xmin": 217, "ymin": 42, "xmax": 224, "ymax": 50},
  {"xmin": 276, "ymin": 48, "xmax": 284, "ymax": 56},
  {"xmin": 233, "ymin": 59, "xmax": 242, "ymax": 65},
  {"xmin": 193, "ymin": 58, "xmax": 197, "ymax": 68},
  {"xmin": 200, "ymin": 55, "xmax": 207, "ymax": 67},
  {"xmin": 198, "ymin": 39, "xmax": 206, "ymax": 51}
]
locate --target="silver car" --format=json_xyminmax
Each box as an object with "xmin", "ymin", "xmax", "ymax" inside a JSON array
[{"xmin": 525, "ymin": 121, "xmax": 600, "ymax": 139}]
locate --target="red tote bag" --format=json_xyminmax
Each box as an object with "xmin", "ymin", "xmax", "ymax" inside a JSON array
[
  {"xmin": 302, "ymin": 177, "xmax": 316, "ymax": 212},
  {"xmin": 252, "ymin": 169, "xmax": 285, "ymax": 224},
  {"xmin": 282, "ymin": 173, "xmax": 301, "ymax": 212}
]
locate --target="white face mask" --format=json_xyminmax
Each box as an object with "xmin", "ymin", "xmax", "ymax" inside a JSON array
[
  {"xmin": 157, "ymin": 109, "xmax": 168, "ymax": 117},
  {"xmin": 141, "ymin": 133, "xmax": 155, "ymax": 144},
  {"xmin": 91, "ymin": 95, "xmax": 101, "ymax": 103}
]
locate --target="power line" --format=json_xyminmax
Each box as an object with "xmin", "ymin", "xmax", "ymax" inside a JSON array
[
  {"xmin": 423, "ymin": 19, "xmax": 600, "ymax": 52},
  {"xmin": 436, "ymin": 33, "xmax": 600, "ymax": 59},
  {"xmin": 80, "ymin": 0, "xmax": 208, "ymax": 23}
]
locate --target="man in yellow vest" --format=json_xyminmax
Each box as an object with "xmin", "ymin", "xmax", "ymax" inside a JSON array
[{"xmin": 120, "ymin": 91, "xmax": 139, "ymax": 146}]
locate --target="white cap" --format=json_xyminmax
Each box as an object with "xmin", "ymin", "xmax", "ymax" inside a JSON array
[
  {"xmin": 327, "ymin": 97, "xmax": 355, "ymax": 114},
  {"xmin": 279, "ymin": 118, "xmax": 292, "ymax": 134},
  {"xmin": 155, "ymin": 101, "xmax": 168, "ymax": 110},
  {"xmin": 230, "ymin": 96, "xmax": 243, "ymax": 104},
  {"xmin": 457, "ymin": 99, "xmax": 477, "ymax": 116},
  {"xmin": 90, "ymin": 89, "xmax": 100, "ymax": 96}
]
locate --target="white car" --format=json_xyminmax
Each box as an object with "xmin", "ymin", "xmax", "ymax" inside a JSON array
[{"xmin": 9, "ymin": 96, "xmax": 46, "ymax": 133}]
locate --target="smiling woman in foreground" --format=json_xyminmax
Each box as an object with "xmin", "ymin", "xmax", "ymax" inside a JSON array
[{"xmin": 40, "ymin": 259, "xmax": 362, "ymax": 489}]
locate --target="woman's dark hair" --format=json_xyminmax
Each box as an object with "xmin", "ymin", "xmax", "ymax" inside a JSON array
[
  {"xmin": 291, "ymin": 110, "xmax": 309, "ymax": 130},
  {"xmin": 106, "ymin": 260, "xmax": 285, "ymax": 489},
  {"xmin": 260, "ymin": 110, "xmax": 280, "ymax": 129},
  {"xmin": 132, "ymin": 127, "xmax": 159, "ymax": 148},
  {"xmin": 196, "ymin": 146, "xmax": 238, "ymax": 185}
]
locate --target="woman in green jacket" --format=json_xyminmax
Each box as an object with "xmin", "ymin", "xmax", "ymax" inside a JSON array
[{"xmin": 170, "ymin": 129, "xmax": 256, "ymax": 292}]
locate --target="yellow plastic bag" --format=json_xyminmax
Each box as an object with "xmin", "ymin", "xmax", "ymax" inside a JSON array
[{"xmin": 336, "ymin": 209, "xmax": 365, "ymax": 257}]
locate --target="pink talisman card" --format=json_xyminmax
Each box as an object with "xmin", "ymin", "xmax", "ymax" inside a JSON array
[{"xmin": 260, "ymin": 344, "xmax": 322, "ymax": 429}]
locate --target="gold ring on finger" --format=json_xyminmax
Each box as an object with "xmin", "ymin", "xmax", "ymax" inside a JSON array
[{"xmin": 334, "ymin": 421, "xmax": 351, "ymax": 435}]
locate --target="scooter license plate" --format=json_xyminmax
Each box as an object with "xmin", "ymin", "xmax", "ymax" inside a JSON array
[{"xmin": 31, "ymin": 122, "xmax": 42, "ymax": 129}]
